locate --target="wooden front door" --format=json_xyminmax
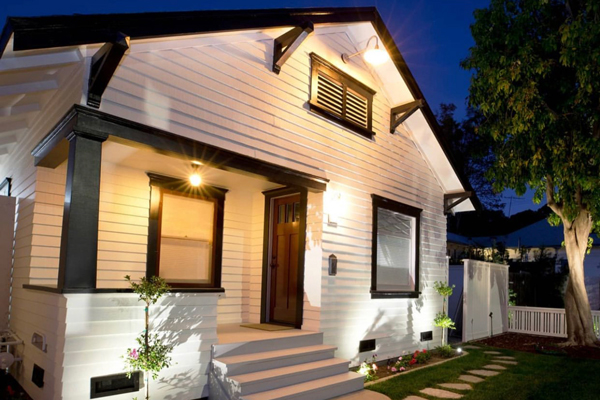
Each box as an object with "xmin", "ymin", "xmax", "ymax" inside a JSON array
[{"xmin": 269, "ymin": 194, "xmax": 301, "ymax": 325}]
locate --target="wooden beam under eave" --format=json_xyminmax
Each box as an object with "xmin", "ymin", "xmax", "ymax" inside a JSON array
[
  {"xmin": 444, "ymin": 191, "xmax": 473, "ymax": 214},
  {"xmin": 0, "ymin": 119, "xmax": 28, "ymax": 135},
  {"xmin": 272, "ymin": 22, "xmax": 314, "ymax": 74},
  {"xmin": 0, "ymin": 79, "xmax": 58, "ymax": 97},
  {"xmin": 0, "ymin": 102, "xmax": 41, "ymax": 116},
  {"xmin": 87, "ymin": 33, "xmax": 130, "ymax": 109},
  {"xmin": 0, "ymin": 49, "xmax": 81, "ymax": 72}
]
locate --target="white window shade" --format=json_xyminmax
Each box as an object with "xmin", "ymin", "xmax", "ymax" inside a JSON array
[{"xmin": 376, "ymin": 208, "xmax": 415, "ymax": 291}]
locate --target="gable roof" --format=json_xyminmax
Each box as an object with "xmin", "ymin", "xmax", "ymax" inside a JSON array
[{"xmin": 0, "ymin": 7, "xmax": 479, "ymax": 210}]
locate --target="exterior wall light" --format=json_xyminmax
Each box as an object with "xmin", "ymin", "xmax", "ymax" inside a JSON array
[
  {"xmin": 190, "ymin": 162, "xmax": 202, "ymax": 187},
  {"xmin": 342, "ymin": 35, "xmax": 390, "ymax": 66}
]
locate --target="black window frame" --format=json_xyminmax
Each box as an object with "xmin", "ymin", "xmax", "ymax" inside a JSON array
[
  {"xmin": 309, "ymin": 53, "xmax": 376, "ymax": 139},
  {"xmin": 146, "ymin": 173, "xmax": 227, "ymax": 289},
  {"xmin": 371, "ymin": 194, "xmax": 421, "ymax": 299}
]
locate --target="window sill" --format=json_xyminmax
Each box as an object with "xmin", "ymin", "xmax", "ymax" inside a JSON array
[
  {"xmin": 370, "ymin": 290, "xmax": 420, "ymax": 299},
  {"xmin": 24, "ymin": 284, "xmax": 225, "ymax": 294}
]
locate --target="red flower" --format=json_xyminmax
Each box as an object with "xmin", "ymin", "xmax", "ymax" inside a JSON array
[
  {"xmin": 7, "ymin": 386, "xmax": 15, "ymax": 396},
  {"xmin": 422, "ymin": 349, "xmax": 427, "ymax": 353},
  {"xmin": 409, "ymin": 358, "xmax": 417, "ymax": 365}
]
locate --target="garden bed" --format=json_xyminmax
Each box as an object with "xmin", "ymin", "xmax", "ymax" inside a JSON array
[
  {"xmin": 351, "ymin": 347, "xmax": 462, "ymax": 383},
  {"xmin": 475, "ymin": 332, "xmax": 600, "ymax": 359},
  {"xmin": 1, "ymin": 372, "xmax": 33, "ymax": 400}
]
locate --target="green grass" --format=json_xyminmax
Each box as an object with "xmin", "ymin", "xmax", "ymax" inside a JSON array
[{"xmin": 367, "ymin": 346, "xmax": 600, "ymax": 400}]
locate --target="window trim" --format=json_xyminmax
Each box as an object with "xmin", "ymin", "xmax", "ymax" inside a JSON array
[
  {"xmin": 371, "ymin": 194, "xmax": 421, "ymax": 299},
  {"xmin": 309, "ymin": 53, "xmax": 376, "ymax": 139},
  {"xmin": 146, "ymin": 173, "xmax": 227, "ymax": 289}
]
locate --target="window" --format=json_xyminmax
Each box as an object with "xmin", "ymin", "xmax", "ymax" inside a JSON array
[
  {"xmin": 147, "ymin": 174, "xmax": 226, "ymax": 288},
  {"xmin": 309, "ymin": 53, "xmax": 376, "ymax": 139},
  {"xmin": 371, "ymin": 194, "xmax": 421, "ymax": 298}
]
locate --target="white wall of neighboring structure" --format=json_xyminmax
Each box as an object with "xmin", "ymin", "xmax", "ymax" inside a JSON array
[
  {"xmin": 92, "ymin": 26, "xmax": 449, "ymax": 364},
  {"xmin": 462, "ymin": 260, "xmax": 509, "ymax": 342},
  {"xmin": 0, "ymin": 195, "xmax": 16, "ymax": 330}
]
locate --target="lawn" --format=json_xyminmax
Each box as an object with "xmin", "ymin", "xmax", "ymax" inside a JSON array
[{"xmin": 367, "ymin": 346, "xmax": 600, "ymax": 400}]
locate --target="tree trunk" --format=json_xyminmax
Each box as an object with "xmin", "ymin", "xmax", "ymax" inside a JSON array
[{"xmin": 562, "ymin": 213, "xmax": 598, "ymax": 346}]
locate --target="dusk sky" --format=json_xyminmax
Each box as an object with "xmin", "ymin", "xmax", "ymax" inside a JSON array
[{"xmin": 0, "ymin": 0, "xmax": 538, "ymax": 215}]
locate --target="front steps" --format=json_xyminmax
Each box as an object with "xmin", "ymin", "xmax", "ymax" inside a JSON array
[{"xmin": 209, "ymin": 331, "xmax": 364, "ymax": 400}]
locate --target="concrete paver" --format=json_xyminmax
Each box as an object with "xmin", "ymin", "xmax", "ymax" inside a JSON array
[
  {"xmin": 438, "ymin": 383, "xmax": 472, "ymax": 391},
  {"xmin": 420, "ymin": 388, "xmax": 463, "ymax": 399},
  {"xmin": 467, "ymin": 369, "xmax": 500, "ymax": 377},
  {"xmin": 458, "ymin": 375, "xmax": 484, "ymax": 383}
]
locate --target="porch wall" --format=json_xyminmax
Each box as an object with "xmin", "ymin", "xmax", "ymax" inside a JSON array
[
  {"xmin": 96, "ymin": 159, "xmax": 265, "ymax": 323},
  {"xmin": 59, "ymin": 292, "xmax": 217, "ymax": 400},
  {"xmin": 96, "ymin": 28, "xmax": 448, "ymax": 365}
]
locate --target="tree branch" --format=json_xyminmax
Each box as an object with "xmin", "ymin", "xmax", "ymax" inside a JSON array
[{"xmin": 546, "ymin": 175, "xmax": 565, "ymax": 220}]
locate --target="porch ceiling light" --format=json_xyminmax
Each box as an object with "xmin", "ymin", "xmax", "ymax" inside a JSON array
[
  {"xmin": 342, "ymin": 36, "xmax": 390, "ymax": 66},
  {"xmin": 189, "ymin": 163, "xmax": 202, "ymax": 187}
]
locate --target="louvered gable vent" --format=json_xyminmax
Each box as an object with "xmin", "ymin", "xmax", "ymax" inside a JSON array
[{"xmin": 310, "ymin": 53, "xmax": 376, "ymax": 138}]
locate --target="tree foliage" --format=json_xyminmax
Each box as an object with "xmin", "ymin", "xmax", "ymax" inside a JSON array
[
  {"xmin": 462, "ymin": 0, "xmax": 600, "ymax": 345},
  {"xmin": 461, "ymin": 0, "xmax": 600, "ymax": 226}
]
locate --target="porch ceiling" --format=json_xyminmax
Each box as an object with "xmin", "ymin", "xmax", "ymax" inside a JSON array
[
  {"xmin": 0, "ymin": 41, "xmax": 82, "ymax": 171},
  {"xmin": 103, "ymin": 140, "xmax": 283, "ymax": 192}
]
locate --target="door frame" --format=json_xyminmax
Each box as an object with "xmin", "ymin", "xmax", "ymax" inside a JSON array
[{"xmin": 260, "ymin": 187, "xmax": 307, "ymax": 328}]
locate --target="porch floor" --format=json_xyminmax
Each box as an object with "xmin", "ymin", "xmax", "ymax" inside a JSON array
[{"xmin": 216, "ymin": 323, "xmax": 315, "ymax": 344}]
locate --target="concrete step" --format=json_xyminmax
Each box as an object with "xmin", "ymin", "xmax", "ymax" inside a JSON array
[
  {"xmin": 230, "ymin": 358, "xmax": 350, "ymax": 396},
  {"xmin": 213, "ymin": 344, "xmax": 337, "ymax": 376},
  {"xmin": 214, "ymin": 332, "xmax": 324, "ymax": 358},
  {"xmin": 242, "ymin": 371, "xmax": 364, "ymax": 400}
]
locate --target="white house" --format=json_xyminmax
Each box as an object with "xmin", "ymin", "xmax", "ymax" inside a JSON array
[{"xmin": 0, "ymin": 8, "xmax": 476, "ymax": 400}]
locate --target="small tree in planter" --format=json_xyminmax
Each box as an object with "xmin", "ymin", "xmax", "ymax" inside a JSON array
[
  {"xmin": 433, "ymin": 281, "xmax": 456, "ymax": 345},
  {"xmin": 124, "ymin": 275, "xmax": 173, "ymax": 400}
]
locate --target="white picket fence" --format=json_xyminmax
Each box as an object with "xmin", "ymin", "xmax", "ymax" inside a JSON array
[{"xmin": 508, "ymin": 306, "xmax": 600, "ymax": 338}]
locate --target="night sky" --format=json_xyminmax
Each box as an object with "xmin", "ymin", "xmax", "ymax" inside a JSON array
[{"xmin": 0, "ymin": 0, "xmax": 537, "ymax": 215}]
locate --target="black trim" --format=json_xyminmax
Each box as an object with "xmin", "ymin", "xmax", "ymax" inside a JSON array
[
  {"xmin": 444, "ymin": 192, "xmax": 473, "ymax": 214},
  {"xmin": 57, "ymin": 131, "xmax": 108, "ymax": 290},
  {"xmin": 23, "ymin": 284, "xmax": 225, "ymax": 294},
  {"xmin": 309, "ymin": 53, "xmax": 375, "ymax": 139},
  {"xmin": 146, "ymin": 173, "xmax": 226, "ymax": 289},
  {"xmin": 272, "ymin": 22, "xmax": 313, "ymax": 74},
  {"xmin": 32, "ymin": 105, "xmax": 328, "ymax": 192},
  {"xmin": 359, "ymin": 339, "xmax": 376, "ymax": 353},
  {"xmin": 87, "ymin": 33, "xmax": 130, "ymax": 108},
  {"xmin": 370, "ymin": 194, "xmax": 421, "ymax": 299},
  {"xmin": 260, "ymin": 187, "xmax": 307, "ymax": 329},
  {"xmin": 0, "ymin": 177, "xmax": 11, "ymax": 196},
  {"xmin": 2, "ymin": 8, "xmax": 477, "ymax": 208}
]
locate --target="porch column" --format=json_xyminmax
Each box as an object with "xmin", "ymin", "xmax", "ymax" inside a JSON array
[{"xmin": 57, "ymin": 130, "xmax": 108, "ymax": 290}]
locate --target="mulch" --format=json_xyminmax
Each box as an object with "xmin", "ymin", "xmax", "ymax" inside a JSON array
[
  {"xmin": 475, "ymin": 332, "xmax": 600, "ymax": 360},
  {"xmin": 0, "ymin": 372, "xmax": 33, "ymax": 400}
]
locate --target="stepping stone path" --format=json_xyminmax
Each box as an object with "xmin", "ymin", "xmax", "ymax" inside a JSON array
[
  {"xmin": 438, "ymin": 383, "xmax": 472, "ymax": 391},
  {"xmin": 461, "ymin": 345, "xmax": 480, "ymax": 350},
  {"xmin": 467, "ymin": 369, "xmax": 500, "ymax": 377},
  {"xmin": 402, "ymin": 351, "xmax": 518, "ymax": 400},
  {"xmin": 493, "ymin": 359, "xmax": 518, "ymax": 365},
  {"xmin": 459, "ymin": 375, "xmax": 484, "ymax": 383},
  {"xmin": 483, "ymin": 364, "xmax": 506, "ymax": 370},
  {"xmin": 420, "ymin": 388, "xmax": 463, "ymax": 399}
]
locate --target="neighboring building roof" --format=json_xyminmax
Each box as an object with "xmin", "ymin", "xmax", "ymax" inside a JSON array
[
  {"xmin": 0, "ymin": 7, "xmax": 480, "ymax": 211},
  {"xmin": 467, "ymin": 219, "xmax": 599, "ymax": 249},
  {"xmin": 447, "ymin": 232, "xmax": 472, "ymax": 246}
]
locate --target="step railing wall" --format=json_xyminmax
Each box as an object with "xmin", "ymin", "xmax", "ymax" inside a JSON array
[{"xmin": 508, "ymin": 306, "xmax": 600, "ymax": 338}]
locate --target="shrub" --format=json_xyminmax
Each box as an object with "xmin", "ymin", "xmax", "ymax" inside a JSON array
[
  {"xmin": 413, "ymin": 349, "xmax": 431, "ymax": 364},
  {"xmin": 435, "ymin": 344, "xmax": 455, "ymax": 358},
  {"xmin": 358, "ymin": 354, "xmax": 378, "ymax": 381}
]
